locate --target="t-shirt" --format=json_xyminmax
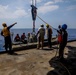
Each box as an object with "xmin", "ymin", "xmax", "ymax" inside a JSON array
[
  {"xmin": 46, "ymin": 28, "xmax": 52, "ymax": 38},
  {"xmin": 38, "ymin": 27, "xmax": 45, "ymax": 37}
]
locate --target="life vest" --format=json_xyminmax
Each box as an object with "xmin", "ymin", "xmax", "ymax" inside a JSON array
[
  {"xmin": 2, "ymin": 27, "xmax": 10, "ymax": 37},
  {"xmin": 58, "ymin": 34, "xmax": 62, "ymax": 43}
]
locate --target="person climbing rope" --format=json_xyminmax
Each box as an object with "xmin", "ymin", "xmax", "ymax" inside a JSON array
[{"xmin": 31, "ymin": 5, "xmax": 37, "ymax": 21}]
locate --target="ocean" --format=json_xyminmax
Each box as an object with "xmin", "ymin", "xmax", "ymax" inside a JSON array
[{"xmin": 0, "ymin": 28, "xmax": 76, "ymax": 52}]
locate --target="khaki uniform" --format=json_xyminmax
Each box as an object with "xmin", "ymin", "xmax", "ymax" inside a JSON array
[{"xmin": 37, "ymin": 27, "xmax": 45, "ymax": 49}]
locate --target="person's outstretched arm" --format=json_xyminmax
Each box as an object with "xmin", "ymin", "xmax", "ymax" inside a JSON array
[{"xmin": 8, "ymin": 22, "xmax": 17, "ymax": 29}]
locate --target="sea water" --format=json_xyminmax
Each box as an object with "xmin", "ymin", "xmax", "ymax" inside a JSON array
[{"xmin": 0, "ymin": 28, "xmax": 76, "ymax": 51}]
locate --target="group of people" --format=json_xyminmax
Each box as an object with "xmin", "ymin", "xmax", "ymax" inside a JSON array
[
  {"xmin": 14, "ymin": 33, "xmax": 27, "ymax": 44},
  {"xmin": 1, "ymin": 22, "xmax": 68, "ymax": 61},
  {"xmin": 36, "ymin": 24, "xmax": 68, "ymax": 60},
  {"xmin": 57, "ymin": 24, "xmax": 68, "ymax": 60},
  {"xmin": 36, "ymin": 24, "xmax": 52, "ymax": 50}
]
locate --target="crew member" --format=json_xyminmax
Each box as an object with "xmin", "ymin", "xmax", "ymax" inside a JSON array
[
  {"xmin": 46, "ymin": 24, "xmax": 53, "ymax": 48},
  {"xmin": 36, "ymin": 24, "xmax": 45, "ymax": 49},
  {"xmin": 58, "ymin": 24, "xmax": 68, "ymax": 60},
  {"xmin": 1, "ymin": 22, "xmax": 17, "ymax": 54}
]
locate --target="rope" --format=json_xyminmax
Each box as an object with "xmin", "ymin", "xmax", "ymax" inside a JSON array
[
  {"xmin": 37, "ymin": 15, "xmax": 57, "ymax": 30},
  {"xmin": 54, "ymin": 43, "xmax": 59, "ymax": 57},
  {"xmin": 51, "ymin": 59, "xmax": 71, "ymax": 75},
  {"xmin": 53, "ymin": 46, "xmax": 71, "ymax": 75},
  {"xmin": 58, "ymin": 61, "xmax": 71, "ymax": 75}
]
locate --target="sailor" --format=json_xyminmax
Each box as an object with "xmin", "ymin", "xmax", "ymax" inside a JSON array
[
  {"xmin": 46, "ymin": 24, "xmax": 53, "ymax": 48},
  {"xmin": 36, "ymin": 24, "xmax": 45, "ymax": 49},
  {"xmin": 58, "ymin": 24, "xmax": 68, "ymax": 60},
  {"xmin": 1, "ymin": 22, "xmax": 17, "ymax": 54}
]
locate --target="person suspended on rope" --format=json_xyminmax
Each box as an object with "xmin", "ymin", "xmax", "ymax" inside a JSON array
[
  {"xmin": 36, "ymin": 24, "xmax": 45, "ymax": 49},
  {"xmin": 46, "ymin": 24, "xmax": 53, "ymax": 48},
  {"xmin": 58, "ymin": 24, "xmax": 68, "ymax": 60},
  {"xmin": 31, "ymin": 5, "xmax": 37, "ymax": 21},
  {"xmin": 1, "ymin": 22, "xmax": 17, "ymax": 54}
]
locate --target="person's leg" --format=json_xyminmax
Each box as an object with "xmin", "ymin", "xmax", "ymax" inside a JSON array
[
  {"xmin": 8, "ymin": 36, "xmax": 13, "ymax": 54},
  {"xmin": 41, "ymin": 37, "xmax": 44, "ymax": 49},
  {"xmin": 37, "ymin": 36, "xmax": 40, "ymax": 49},
  {"xmin": 50, "ymin": 35, "xmax": 52, "ymax": 48},
  {"xmin": 59, "ymin": 43, "xmax": 66, "ymax": 60},
  {"xmin": 5, "ymin": 37, "xmax": 8, "ymax": 52},
  {"xmin": 48, "ymin": 37, "xmax": 51, "ymax": 48},
  {"xmin": 59, "ymin": 43, "xmax": 63, "ymax": 59}
]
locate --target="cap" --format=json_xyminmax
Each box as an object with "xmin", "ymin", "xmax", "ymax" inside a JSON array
[{"xmin": 2, "ymin": 23, "xmax": 7, "ymax": 27}]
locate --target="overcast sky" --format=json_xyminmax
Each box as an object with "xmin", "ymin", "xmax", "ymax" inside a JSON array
[{"xmin": 0, "ymin": 0, "xmax": 76, "ymax": 29}]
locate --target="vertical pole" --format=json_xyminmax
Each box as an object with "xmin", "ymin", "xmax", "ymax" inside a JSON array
[
  {"xmin": 35, "ymin": 0, "xmax": 36, "ymax": 7},
  {"xmin": 32, "ymin": 0, "xmax": 33, "ymax": 5},
  {"xmin": 33, "ymin": 21, "xmax": 35, "ymax": 32}
]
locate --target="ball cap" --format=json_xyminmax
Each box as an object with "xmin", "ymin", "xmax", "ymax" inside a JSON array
[{"xmin": 2, "ymin": 22, "xmax": 7, "ymax": 27}]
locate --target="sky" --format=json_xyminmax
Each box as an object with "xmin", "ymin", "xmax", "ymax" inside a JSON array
[{"xmin": 0, "ymin": 0, "xmax": 76, "ymax": 29}]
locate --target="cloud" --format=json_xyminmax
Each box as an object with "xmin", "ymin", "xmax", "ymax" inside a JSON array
[
  {"xmin": 38, "ymin": 2, "xmax": 59, "ymax": 14},
  {"xmin": 67, "ymin": 5, "xmax": 76, "ymax": 11},
  {"xmin": 44, "ymin": 1, "xmax": 54, "ymax": 6},
  {"xmin": 37, "ymin": 0, "xmax": 42, "ymax": 3},
  {"xmin": 0, "ymin": 5, "xmax": 28, "ymax": 19},
  {"xmin": 54, "ymin": 0, "xmax": 63, "ymax": 3},
  {"xmin": 0, "ymin": 5, "xmax": 8, "ymax": 12},
  {"xmin": 44, "ymin": 0, "xmax": 63, "ymax": 6},
  {"xmin": 13, "ymin": 9, "xmax": 28, "ymax": 18}
]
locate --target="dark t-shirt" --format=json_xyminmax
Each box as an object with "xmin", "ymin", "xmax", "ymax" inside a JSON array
[
  {"xmin": 47, "ymin": 28, "xmax": 52, "ymax": 38},
  {"xmin": 62, "ymin": 30, "xmax": 68, "ymax": 44}
]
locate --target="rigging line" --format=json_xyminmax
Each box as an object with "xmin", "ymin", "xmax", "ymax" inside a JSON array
[{"xmin": 37, "ymin": 15, "xmax": 57, "ymax": 30}]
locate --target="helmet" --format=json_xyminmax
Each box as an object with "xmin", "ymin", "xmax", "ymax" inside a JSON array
[
  {"xmin": 41, "ymin": 24, "xmax": 44, "ymax": 27},
  {"xmin": 2, "ymin": 23, "xmax": 7, "ymax": 27},
  {"xmin": 62, "ymin": 24, "xmax": 67, "ymax": 30},
  {"xmin": 46, "ymin": 24, "xmax": 49, "ymax": 27}
]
